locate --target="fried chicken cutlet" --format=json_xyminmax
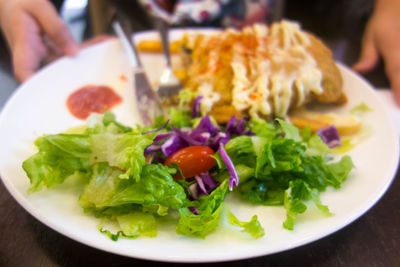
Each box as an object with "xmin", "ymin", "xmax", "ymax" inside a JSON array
[{"xmin": 179, "ymin": 21, "xmax": 344, "ymax": 123}]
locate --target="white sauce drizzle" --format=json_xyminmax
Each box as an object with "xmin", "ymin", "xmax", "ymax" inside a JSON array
[
  {"xmin": 198, "ymin": 82, "xmax": 220, "ymax": 114},
  {"xmin": 193, "ymin": 20, "xmax": 324, "ymax": 118}
]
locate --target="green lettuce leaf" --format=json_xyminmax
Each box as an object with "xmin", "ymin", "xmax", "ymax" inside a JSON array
[
  {"xmin": 276, "ymin": 118, "xmax": 302, "ymax": 142},
  {"xmin": 224, "ymin": 136, "xmax": 257, "ymax": 168},
  {"xmin": 227, "ymin": 118, "xmax": 354, "ymax": 230},
  {"xmin": 22, "ymin": 134, "xmax": 91, "ymax": 192},
  {"xmin": 22, "ymin": 113, "xmax": 154, "ymax": 192},
  {"xmin": 238, "ymin": 179, "xmax": 284, "ymax": 205},
  {"xmin": 176, "ymin": 180, "xmax": 229, "ymax": 238},
  {"xmin": 99, "ymin": 211, "xmax": 157, "ymax": 240},
  {"xmin": 249, "ymin": 118, "xmax": 277, "ymax": 139},
  {"xmin": 167, "ymin": 108, "xmax": 192, "ymax": 128},
  {"xmin": 283, "ymin": 179, "xmax": 332, "ymax": 230},
  {"xmin": 228, "ymin": 211, "xmax": 265, "ymax": 239},
  {"xmin": 350, "ymin": 102, "xmax": 373, "ymax": 115},
  {"xmin": 282, "ymin": 180, "xmax": 310, "ymax": 230},
  {"xmin": 80, "ymin": 163, "xmax": 187, "ymax": 210},
  {"xmin": 116, "ymin": 212, "xmax": 157, "ymax": 238},
  {"xmin": 255, "ymin": 137, "xmax": 305, "ymax": 179},
  {"xmin": 85, "ymin": 112, "xmax": 133, "ymax": 134},
  {"xmin": 323, "ymin": 155, "xmax": 354, "ymax": 188},
  {"xmin": 307, "ymin": 134, "xmax": 331, "ymax": 156},
  {"xmin": 89, "ymin": 132, "xmax": 153, "ymax": 181}
]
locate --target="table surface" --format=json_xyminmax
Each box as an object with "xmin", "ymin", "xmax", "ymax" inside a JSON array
[{"xmin": 0, "ymin": 20, "xmax": 399, "ymax": 267}]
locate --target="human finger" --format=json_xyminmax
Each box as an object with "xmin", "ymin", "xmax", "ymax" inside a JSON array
[
  {"xmin": 11, "ymin": 11, "xmax": 47, "ymax": 82},
  {"xmin": 378, "ymin": 35, "xmax": 400, "ymax": 106},
  {"xmin": 385, "ymin": 60, "xmax": 400, "ymax": 106},
  {"xmin": 25, "ymin": 0, "xmax": 78, "ymax": 56},
  {"xmin": 392, "ymin": 83, "xmax": 400, "ymax": 106},
  {"xmin": 13, "ymin": 39, "xmax": 46, "ymax": 82},
  {"xmin": 352, "ymin": 27, "xmax": 379, "ymax": 73}
]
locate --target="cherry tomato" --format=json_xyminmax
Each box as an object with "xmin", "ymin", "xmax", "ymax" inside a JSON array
[{"xmin": 164, "ymin": 146, "xmax": 216, "ymax": 179}]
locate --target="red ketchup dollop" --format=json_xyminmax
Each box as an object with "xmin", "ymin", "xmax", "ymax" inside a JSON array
[{"xmin": 66, "ymin": 85, "xmax": 122, "ymax": 119}]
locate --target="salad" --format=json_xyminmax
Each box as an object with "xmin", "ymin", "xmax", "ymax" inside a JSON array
[{"xmin": 22, "ymin": 99, "xmax": 353, "ymax": 240}]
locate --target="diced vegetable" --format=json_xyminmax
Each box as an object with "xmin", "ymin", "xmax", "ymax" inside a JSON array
[
  {"xmin": 164, "ymin": 146, "xmax": 216, "ymax": 179},
  {"xmin": 317, "ymin": 125, "xmax": 341, "ymax": 148}
]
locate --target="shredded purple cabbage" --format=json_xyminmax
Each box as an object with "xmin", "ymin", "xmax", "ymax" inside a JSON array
[
  {"xmin": 192, "ymin": 96, "xmax": 203, "ymax": 118},
  {"xmin": 144, "ymin": 133, "xmax": 169, "ymax": 155},
  {"xmin": 144, "ymin": 115, "xmax": 250, "ymax": 191},
  {"xmin": 211, "ymin": 132, "xmax": 229, "ymax": 148},
  {"xmin": 226, "ymin": 116, "xmax": 254, "ymax": 136},
  {"xmin": 199, "ymin": 172, "xmax": 217, "ymax": 191},
  {"xmin": 171, "ymin": 126, "xmax": 204, "ymax": 146},
  {"xmin": 161, "ymin": 135, "xmax": 188, "ymax": 157},
  {"xmin": 317, "ymin": 125, "xmax": 341, "ymax": 148},
  {"xmin": 153, "ymin": 132, "xmax": 173, "ymax": 142},
  {"xmin": 188, "ymin": 206, "xmax": 200, "ymax": 215},
  {"xmin": 191, "ymin": 116, "xmax": 219, "ymax": 136},
  {"xmin": 144, "ymin": 144, "xmax": 162, "ymax": 154},
  {"xmin": 142, "ymin": 120, "xmax": 169, "ymax": 135},
  {"xmin": 195, "ymin": 175, "xmax": 209, "ymax": 195},
  {"xmin": 193, "ymin": 172, "xmax": 218, "ymax": 196},
  {"xmin": 187, "ymin": 171, "xmax": 219, "ymax": 200},
  {"xmin": 145, "ymin": 115, "xmax": 253, "ymax": 161},
  {"xmin": 218, "ymin": 142, "xmax": 239, "ymax": 191}
]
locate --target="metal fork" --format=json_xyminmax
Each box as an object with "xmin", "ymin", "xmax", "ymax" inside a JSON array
[{"xmin": 155, "ymin": 18, "xmax": 183, "ymax": 99}]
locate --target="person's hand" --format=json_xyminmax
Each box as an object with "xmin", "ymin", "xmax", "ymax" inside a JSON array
[
  {"xmin": 0, "ymin": 0, "xmax": 79, "ymax": 82},
  {"xmin": 353, "ymin": 0, "xmax": 400, "ymax": 106}
]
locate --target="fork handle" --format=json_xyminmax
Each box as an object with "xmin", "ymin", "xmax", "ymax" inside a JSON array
[{"xmin": 156, "ymin": 18, "xmax": 172, "ymax": 67}]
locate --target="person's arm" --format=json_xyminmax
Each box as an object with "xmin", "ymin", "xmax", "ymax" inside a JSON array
[
  {"xmin": 353, "ymin": 0, "xmax": 400, "ymax": 106},
  {"xmin": 0, "ymin": 0, "xmax": 78, "ymax": 82}
]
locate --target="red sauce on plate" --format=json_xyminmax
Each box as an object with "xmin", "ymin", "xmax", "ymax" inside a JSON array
[{"xmin": 66, "ymin": 85, "xmax": 122, "ymax": 119}]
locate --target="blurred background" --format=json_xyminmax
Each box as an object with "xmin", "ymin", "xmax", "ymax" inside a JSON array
[
  {"xmin": 0, "ymin": 0, "xmax": 390, "ymax": 109},
  {"xmin": 58, "ymin": 0, "xmax": 389, "ymax": 86},
  {"xmin": 60, "ymin": 0, "xmax": 88, "ymax": 43}
]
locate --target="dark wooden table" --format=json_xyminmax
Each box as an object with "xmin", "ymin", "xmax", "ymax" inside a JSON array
[{"xmin": 0, "ymin": 21, "xmax": 399, "ymax": 266}]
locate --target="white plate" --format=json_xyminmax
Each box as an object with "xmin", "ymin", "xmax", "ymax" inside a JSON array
[{"xmin": 0, "ymin": 29, "xmax": 398, "ymax": 263}]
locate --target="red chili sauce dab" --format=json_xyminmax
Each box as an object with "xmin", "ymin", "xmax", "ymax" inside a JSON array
[
  {"xmin": 66, "ymin": 85, "xmax": 122, "ymax": 119},
  {"xmin": 119, "ymin": 74, "xmax": 127, "ymax": 82}
]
